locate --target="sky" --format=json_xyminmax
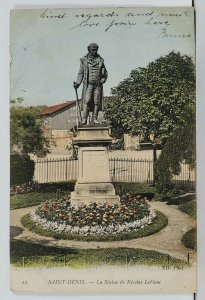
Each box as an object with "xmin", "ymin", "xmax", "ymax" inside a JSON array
[{"xmin": 10, "ymin": 7, "xmax": 195, "ymax": 106}]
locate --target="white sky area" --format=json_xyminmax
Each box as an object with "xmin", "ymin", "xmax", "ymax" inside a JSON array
[{"xmin": 10, "ymin": 7, "xmax": 195, "ymax": 106}]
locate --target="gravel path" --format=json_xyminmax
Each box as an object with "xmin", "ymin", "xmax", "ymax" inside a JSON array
[{"xmin": 10, "ymin": 201, "xmax": 196, "ymax": 261}]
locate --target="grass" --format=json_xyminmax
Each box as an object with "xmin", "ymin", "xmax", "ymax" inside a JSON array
[
  {"xmin": 179, "ymin": 199, "xmax": 197, "ymax": 250},
  {"xmin": 114, "ymin": 183, "xmax": 156, "ymax": 199},
  {"xmin": 181, "ymin": 227, "xmax": 197, "ymax": 250},
  {"xmin": 11, "ymin": 182, "xmax": 156, "ymax": 210},
  {"xmin": 10, "ymin": 181, "xmax": 75, "ymax": 210},
  {"xmin": 10, "ymin": 184, "xmax": 156, "ymax": 211},
  {"xmin": 154, "ymin": 187, "xmax": 196, "ymax": 203},
  {"xmin": 10, "ymin": 240, "xmax": 188, "ymax": 269},
  {"xmin": 11, "ymin": 192, "xmax": 60, "ymax": 210},
  {"xmin": 179, "ymin": 200, "xmax": 196, "ymax": 220},
  {"xmin": 10, "ymin": 182, "xmax": 192, "ymax": 268},
  {"xmin": 21, "ymin": 210, "xmax": 168, "ymax": 242}
]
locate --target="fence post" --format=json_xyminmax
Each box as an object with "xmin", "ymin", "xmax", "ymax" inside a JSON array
[
  {"xmin": 43, "ymin": 256, "xmax": 45, "ymax": 267},
  {"xmin": 113, "ymin": 158, "xmax": 116, "ymax": 182},
  {"xmin": 147, "ymin": 159, "xmax": 150, "ymax": 184},
  {"xmin": 126, "ymin": 254, "xmax": 128, "ymax": 268},
  {"xmin": 188, "ymin": 167, "xmax": 191, "ymax": 185},
  {"xmin": 46, "ymin": 159, "xmax": 49, "ymax": 183},
  {"xmin": 187, "ymin": 252, "xmax": 190, "ymax": 264},
  {"xmin": 167, "ymin": 255, "xmax": 170, "ymax": 269},
  {"xmin": 65, "ymin": 158, "xmax": 68, "ymax": 181},
  {"xmin": 152, "ymin": 158, "xmax": 155, "ymax": 186},
  {"xmin": 22, "ymin": 257, "xmax": 25, "ymax": 269}
]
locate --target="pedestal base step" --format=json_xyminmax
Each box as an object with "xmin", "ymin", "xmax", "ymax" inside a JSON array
[{"xmin": 70, "ymin": 193, "xmax": 120, "ymax": 206}]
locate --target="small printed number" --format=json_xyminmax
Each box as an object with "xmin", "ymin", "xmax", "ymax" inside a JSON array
[{"xmin": 22, "ymin": 281, "xmax": 27, "ymax": 285}]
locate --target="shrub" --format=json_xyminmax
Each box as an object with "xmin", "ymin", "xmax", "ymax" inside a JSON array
[
  {"xmin": 179, "ymin": 200, "xmax": 196, "ymax": 219},
  {"xmin": 181, "ymin": 227, "xmax": 197, "ymax": 250},
  {"xmin": 10, "ymin": 154, "xmax": 34, "ymax": 185},
  {"xmin": 154, "ymin": 123, "xmax": 196, "ymax": 196},
  {"xmin": 38, "ymin": 181, "xmax": 76, "ymax": 193}
]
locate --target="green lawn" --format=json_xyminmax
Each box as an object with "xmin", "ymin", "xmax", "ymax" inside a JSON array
[
  {"xmin": 114, "ymin": 182, "xmax": 156, "ymax": 199},
  {"xmin": 11, "ymin": 182, "xmax": 155, "ymax": 210},
  {"xmin": 21, "ymin": 210, "xmax": 168, "ymax": 242},
  {"xmin": 10, "ymin": 240, "xmax": 188, "ymax": 269},
  {"xmin": 10, "ymin": 182, "xmax": 75, "ymax": 209},
  {"xmin": 10, "ymin": 182, "xmax": 194, "ymax": 268},
  {"xmin": 11, "ymin": 192, "xmax": 59, "ymax": 209}
]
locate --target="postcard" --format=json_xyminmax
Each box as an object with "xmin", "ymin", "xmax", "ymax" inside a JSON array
[{"xmin": 10, "ymin": 6, "xmax": 196, "ymax": 294}]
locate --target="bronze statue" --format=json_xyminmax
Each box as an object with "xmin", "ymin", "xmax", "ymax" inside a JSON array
[{"xmin": 73, "ymin": 43, "xmax": 108, "ymax": 125}]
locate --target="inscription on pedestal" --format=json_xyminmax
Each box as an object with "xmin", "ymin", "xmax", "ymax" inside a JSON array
[
  {"xmin": 80, "ymin": 148, "xmax": 110, "ymax": 182},
  {"xmin": 71, "ymin": 127, "xmax": 120, "ymax": 205},
  {"xmin": 90, "ymin": 188, "xmax": 108, "ymax": 194}
]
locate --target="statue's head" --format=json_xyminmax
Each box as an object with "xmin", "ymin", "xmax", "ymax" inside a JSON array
[{"xmin": 87, "ymin": 43, "xmax": 99, "ymax": 57}]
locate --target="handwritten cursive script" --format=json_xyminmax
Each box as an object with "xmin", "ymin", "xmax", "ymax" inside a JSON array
[
  {"xmin": 72, "ymin": 19, "xmax": 100, "ymax": 30},
  {"xmin": 74, "ymin": 11, "xmax": 119, "ymax": 20},
  {"xmin": 39, "ymin": 8, "xmax": 193, "ymax": 39},
  {"xmin": 105, "ymin": 19, "xmax": 137, "ymax": 32},
  {"xmin": 157, "ymin": 27, "xmax": 192, "ymax": 39},
  {"xmin": 40, "ymin": 9, "xmax": 67, "ymax": 19},
  {"xmin": 145, "ymin": 17, "xmax": 170, "ymax": 26}
]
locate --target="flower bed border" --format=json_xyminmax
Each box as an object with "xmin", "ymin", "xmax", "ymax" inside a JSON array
[
  {"xmin": 21, "ymin": 210, "xmax": 168, "ymax": 242},
  {"xmin": 30, "ymin": 209, "xmax": 156, "ymax": 236}
]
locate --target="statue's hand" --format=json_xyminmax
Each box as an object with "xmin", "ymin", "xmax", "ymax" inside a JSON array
[
  {"xmin": 100, "ymin": 78, "xmax": 106, "ymax": 84},
  {"xmin": 73, "ymin": 82, "xmax": 80, "ymax": 89}
]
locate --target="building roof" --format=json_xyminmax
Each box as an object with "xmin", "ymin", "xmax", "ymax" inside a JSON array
[{"xmin": 40, "ymin": 101, "xmax": 76, "ymax": 116}]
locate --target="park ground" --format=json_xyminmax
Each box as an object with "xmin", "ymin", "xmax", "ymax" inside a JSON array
[
  {"xmin": 10, "ymin": 181, "xmax": 197, "ymax": 294},
  {"xmin": 10, "ymin": 192, "xmax": 196, "ymax": 263}
]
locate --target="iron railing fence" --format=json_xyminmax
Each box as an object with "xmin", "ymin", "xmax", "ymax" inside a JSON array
[
  {"xmin": 34, "ymin": 157, "xmax": 195, "ymax": 188},
  {"xmin": 34, "ymin": 158, "xmax": 78, "ymax": 183},
  {"xmin": 109, "ymin": 158, "xmax": 153, "ymax": 184}
]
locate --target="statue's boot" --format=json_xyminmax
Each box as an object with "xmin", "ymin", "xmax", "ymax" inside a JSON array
[
  {"xmin": 92, "ymin": 118, "xmax": 100, "ymax": 124},
  {"xmin": 92, "ymin": 105, "xmax": 100, "ymax": 124},
  {"xmin": 81, "ymin": 119, "xmax": 87, "ymax": 125},
  {"xmin": 81, "ymin": 104, "xmax": 89, "ymax": 125}
]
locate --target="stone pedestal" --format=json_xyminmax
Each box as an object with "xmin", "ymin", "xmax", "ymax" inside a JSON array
[{"xmin": 71, "ymin": 126, "xmax": 120, "ymax": 206}]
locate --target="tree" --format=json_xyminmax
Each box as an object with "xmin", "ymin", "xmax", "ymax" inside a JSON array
[
  {"xmin": 10, "ymin": 98, "xmax": 49, "ymax": 157},
  {"xmin": 10, "ymin": 154, "xmax": 35, "ymax": 185},
  {"xmin": 10, "ymin": 98, "xmax": 49, "ymax": 185},
  {"xmin": 105, "ymin": 51, "xmax": 195, "ymax": 152},
  {"xmin": 154, "ymin": 123, "xmax": 196, "ymax": 195}
]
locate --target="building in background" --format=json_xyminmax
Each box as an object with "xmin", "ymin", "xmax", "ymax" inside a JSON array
[{"xmin": 40, "ymin": 101, "xmax": 77, "ymax": 155}]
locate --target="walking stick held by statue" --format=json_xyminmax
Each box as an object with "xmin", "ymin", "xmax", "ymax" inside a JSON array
[{"xmin": 73, "ymin": 82, "xmax": 82, "ymax": 124}]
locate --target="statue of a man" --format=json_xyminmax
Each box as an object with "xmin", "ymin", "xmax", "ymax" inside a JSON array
[{"xmin": 73, "ymin": 43, "xmax": 108, "ymax": 125}]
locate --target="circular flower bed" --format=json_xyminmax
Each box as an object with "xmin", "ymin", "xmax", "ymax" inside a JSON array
[{"xmin": 30, "ymin": 195, "xmax": 156, "ymax": 236}]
